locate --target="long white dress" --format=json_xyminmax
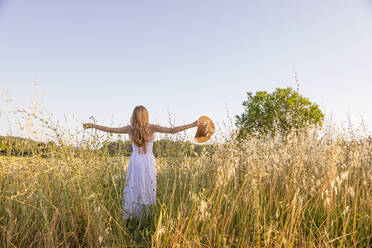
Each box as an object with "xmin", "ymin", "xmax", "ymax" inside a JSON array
[{"xmin": 123, "ymin": 141, "xmax": 157, "ymax": 219}]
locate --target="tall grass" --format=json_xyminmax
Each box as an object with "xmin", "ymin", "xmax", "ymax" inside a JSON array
[
  {"xmin": 0, "ymin": 124, "xmax": 371, "ymax": 247},
  {"xmin": 0, "ymin": 90, "xmax": 371, "ymax": 247}
]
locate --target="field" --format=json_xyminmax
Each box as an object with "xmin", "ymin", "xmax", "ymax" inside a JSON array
[{"xmin": 0, "ymin": 127, "xmax": 371, "ymax": 247}]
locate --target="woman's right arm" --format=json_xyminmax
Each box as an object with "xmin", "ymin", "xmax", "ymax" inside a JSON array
[
  {"xmin": 83, "ymin": 123, "xmax": 130, "ymax": 134},
  {"xmin": 151, "ymin": 121, "xmax": 197, "ymax": 134}
]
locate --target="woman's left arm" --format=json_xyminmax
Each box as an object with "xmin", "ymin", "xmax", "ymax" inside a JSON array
[
  {"xmin": 150, "ymin": 121, "xmax": 197, "ymax": 134},
  {"xmin": 83, "ymin": 123, "xmax": 130, "ymax": 134}
]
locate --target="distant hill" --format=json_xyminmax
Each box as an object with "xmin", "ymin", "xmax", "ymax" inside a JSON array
[
  {"xmin": 0, "ymin": 135, "xmax": 213, "ymax": 157},
  {"xmin": 0, "ymin": 135, "xmax": 57, "ymax": 157},
  {"xmin": 100, "ymin": 139, "xmax": 213, "ymax": 157}
]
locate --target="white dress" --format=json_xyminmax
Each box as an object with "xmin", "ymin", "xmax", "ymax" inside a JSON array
[{"xmin": 123, "ymin": 141, "xmax": 157, "ymax": 219}]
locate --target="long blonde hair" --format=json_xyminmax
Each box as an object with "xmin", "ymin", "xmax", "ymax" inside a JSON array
[{"xmin": 129, "ymin": 105, "xmax": 150, "ymax": 153}]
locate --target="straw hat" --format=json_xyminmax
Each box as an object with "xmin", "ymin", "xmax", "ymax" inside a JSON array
[{"xmin": 195, "ymin": 116, "xmax": 215, "ymax": 143}]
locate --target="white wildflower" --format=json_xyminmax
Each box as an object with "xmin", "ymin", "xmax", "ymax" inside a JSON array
[
  {"xmin": 199, "ymin": 199, "xmax": 210, "ymax": 219},
  {"xmin": 342, "ymin": 206, "xmax": 350, "ymax": 215},
  {"xmin": 348, "ymin": 187, "xmax": 355, "ymax": 197},
  {"xmin": 330, "ymin": 181, "xmax": 335, "ymax": 191},
  {"xmin": 341, "ymin": 171, "xmax": 349, "ymax": 181}
]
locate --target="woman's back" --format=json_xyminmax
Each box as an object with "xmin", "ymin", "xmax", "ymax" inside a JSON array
[
  {"xmin": 128, "ymin": 122, "xmax": 154, "ymax": 155},
  {"xmin": 131, "ymin": 141, "xmax": 154, "ymax": 155}
]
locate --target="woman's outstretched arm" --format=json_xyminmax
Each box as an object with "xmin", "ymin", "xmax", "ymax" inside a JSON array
[
  {"xmin": 150, "ymin": 121, "xmax": 197, "ymax": 134},
  {"xmin": 83, "ymin": 123, "xmax": 130, "ymax": 134}
]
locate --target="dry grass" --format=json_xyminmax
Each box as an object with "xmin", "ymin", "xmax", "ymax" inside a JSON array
[
  {"xmin": 0, "ymin": 124, "xmax": 371, "ymax": 247},
  {"xmin": 1, "ymin": 89, "xmax": 371, "ymax": 247}
]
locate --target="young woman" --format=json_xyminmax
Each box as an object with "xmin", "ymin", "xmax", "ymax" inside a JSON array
[{"xmin": 83, "ymin": 105, "xmax": 197, "ymax": 220}]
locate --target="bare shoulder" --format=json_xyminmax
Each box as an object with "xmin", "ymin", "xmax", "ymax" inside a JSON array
[
  {"xmin": 118, "ymin": 125, "xmax": 131, "ymax": 134},
  {"xmin": 149, "ymin": 123, "xmax": 159, "ymax": 132},
  {"xmin": 149, "ymin": 123, "xmax": 168, "ymax": 133}
]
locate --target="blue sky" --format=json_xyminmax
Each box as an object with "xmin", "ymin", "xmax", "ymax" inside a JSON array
[{"xmin": 1, "ymin": 0, "xmax": 371, "ymax": 140}]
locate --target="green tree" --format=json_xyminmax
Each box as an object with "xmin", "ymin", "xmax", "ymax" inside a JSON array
[{"xmin": 235, "ymin": 87, "xmax": 324, "ymax": 138}]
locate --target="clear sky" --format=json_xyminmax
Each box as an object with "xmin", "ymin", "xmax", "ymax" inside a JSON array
[{"xmin": 1, "ymin": 0, "xmax": 371, "ymax": 141}]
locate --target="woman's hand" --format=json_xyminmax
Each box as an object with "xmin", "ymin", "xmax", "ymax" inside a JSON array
[{"xmin": 83, "ymin": 123, "xmax": 94, "ymax": 129}]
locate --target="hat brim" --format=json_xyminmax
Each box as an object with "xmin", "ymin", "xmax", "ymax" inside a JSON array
[
  {"xmin": 195, "ymin": 136, "xmax": 212, "ymax": 143},
  {"xmin": 194, "ymin": 115, "xmax": 214, "ymax": 143}
]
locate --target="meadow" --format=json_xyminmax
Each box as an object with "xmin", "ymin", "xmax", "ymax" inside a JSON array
[{"xmin": 0, "ymin": 122, "xmax": 371, "ymax": 248}]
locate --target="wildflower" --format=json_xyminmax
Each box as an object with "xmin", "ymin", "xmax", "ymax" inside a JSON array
[
  {"xmin": 330, "ymin": 181, "xmax": 335, "ymax": 191},
  {"xmin": 199, "ymin": 199, "xmax": 210, "ymax": 219},
  {"xmin": 342, "ymin": 206, "xmax": 350, "ymax": 215},
  {"xmin": 341, "ymin": 171, "xmax": 349, "ymax": 181},
  {"xmin": 348, "ymin": 187, "xmax": 355, "ymax": 197},
  {"xmin": 157, "ymin": 227, "xmax": 164, "ymax": 237}
]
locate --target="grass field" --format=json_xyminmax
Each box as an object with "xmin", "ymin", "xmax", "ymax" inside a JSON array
[{"xmin": 0, "ymin": 126, "xmax": 371, "ymax": 247}]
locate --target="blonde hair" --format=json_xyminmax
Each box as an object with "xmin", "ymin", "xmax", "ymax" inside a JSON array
[{"xmin": 129, "ymin": 105, "xmax": 150, "ymax": 153}]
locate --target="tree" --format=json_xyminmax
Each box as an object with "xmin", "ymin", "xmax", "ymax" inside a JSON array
[{"xmin": 235, "ymin": 87, "xmax": 324, "ymax": 138}]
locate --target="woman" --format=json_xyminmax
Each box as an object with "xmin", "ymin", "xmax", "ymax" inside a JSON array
[{"xmin": 83, "ymin": 105, "xmax": 197, "ymax": 219}]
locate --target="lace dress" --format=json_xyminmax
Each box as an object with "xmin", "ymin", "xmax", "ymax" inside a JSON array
[
  {"xmin": 123, "ymin": 141, "xmax": 157, "ymax": 219},
  {"xmin": 122, "ymin": 122, "xmax": 196, "ymax": 219}
]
